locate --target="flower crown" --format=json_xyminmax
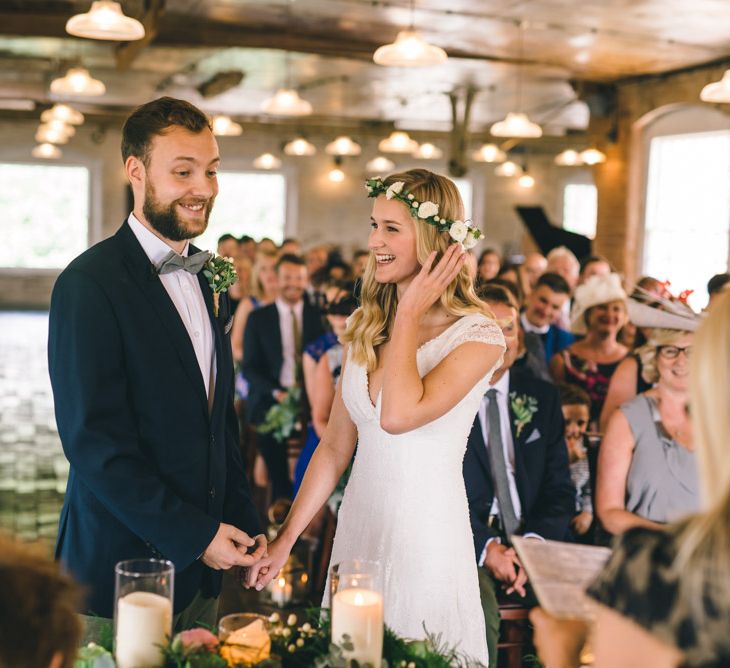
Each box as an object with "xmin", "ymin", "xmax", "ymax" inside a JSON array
[{"xmin": 365, "ymin": 176, "xmax": 484, "ymax": 249}]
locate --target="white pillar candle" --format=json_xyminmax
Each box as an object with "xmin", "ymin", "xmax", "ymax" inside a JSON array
[
  {"xmin": 331, "ymin": 588, "xmax": 384, "ymax": 667},
  {"xmin": 115, "ymin": 591, "xmax": 172, "ymax": 668},
  {"xmin": 270, "ymin": 576, "xmax": 293, "ymax": 607}
]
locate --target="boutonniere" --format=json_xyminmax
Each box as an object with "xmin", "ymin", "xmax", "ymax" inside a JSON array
[
  {"xmin": 203, "ymin": 255, "xmax": 237, "ymax": 316},
  {"xmin": 509, "ymin": 392, "xmax": 538, "ymax": 438}
]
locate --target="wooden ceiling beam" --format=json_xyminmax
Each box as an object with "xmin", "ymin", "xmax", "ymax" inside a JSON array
[{"xmin": 115, "ymin": 0, "xmax": 166, "ymax": 71}]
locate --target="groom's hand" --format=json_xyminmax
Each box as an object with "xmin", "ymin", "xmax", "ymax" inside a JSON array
[
  {"xmin": 484, "ymin": 542, "xmax": 527, "ymax": 597},
  {"xmin": 201, "ymin": 523, "xmax": 267, "ymax": 570}
]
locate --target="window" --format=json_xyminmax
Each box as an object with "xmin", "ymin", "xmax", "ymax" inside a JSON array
[
  {"xmin": 452, "ymin": 177, "xmax": 473, "ymax": 222},
  {"xmin": 194, "ymin": 171, "xmax": 286, "ymax": 250},
  {"xmin": 563, "ymin": 183, "xmax": 597, "ymax": 239},
  {"xmin": 643, "ymin": 129, "xmax": 730, "ymax": 309},
  {"xmin": 1, "ymin": 163, "xmax": 89, "ymax": 269}
]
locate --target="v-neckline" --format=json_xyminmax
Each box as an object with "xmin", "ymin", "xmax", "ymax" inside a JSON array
[{"xmin": 363, "ymin": 315, "xmax": 469, "ymax": 410}]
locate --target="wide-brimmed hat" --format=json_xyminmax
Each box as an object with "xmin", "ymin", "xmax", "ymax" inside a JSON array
[
  {"xmin": 627, "ymin": 287, "xmax": 701, "ymax": 331},
  {"xmin": 570, "ymin": 273, "xmax": 628, "ymax": 335}
]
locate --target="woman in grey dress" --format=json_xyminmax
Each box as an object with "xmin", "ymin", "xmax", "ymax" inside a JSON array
[{"xmin": 596, "ymin": 326, "xmax": 699, "ymax": 535}]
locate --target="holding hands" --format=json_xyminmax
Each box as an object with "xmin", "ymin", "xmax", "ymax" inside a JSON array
[
  {"xmin": 201, "ymin": 522, "xmax": 267, "ymax": 571},
  {"xmin": 397, "ymin": 244, "xmax": 466, "ymax": 319},
  {"xmin": 484, "ymin": 541, "xmax": 528, "ymax": 597}
]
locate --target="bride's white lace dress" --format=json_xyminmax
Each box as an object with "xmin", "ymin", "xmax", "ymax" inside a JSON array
[{"xmin": 324, "ymin": 313, "xmax": 505, "ymax": 665}]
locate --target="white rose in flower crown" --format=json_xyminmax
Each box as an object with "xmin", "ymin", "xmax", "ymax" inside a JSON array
[
  {"xmin": 417, "ymin": 201, "xmax": 439, "ymax": 219},
  {"xmin": 386, "ymin": 181, "xmax": 405, "ymax": 199},
  {"xmin": 449, "ymin": 220, "xmax": 468, "ymax": 243},
  {"xmin": 463, "ymin": 233, "xmax": 479, "ymax": 250}
]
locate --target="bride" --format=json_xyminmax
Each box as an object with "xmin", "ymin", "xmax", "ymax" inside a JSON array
[{"xmin": 247, "ymin": 169, "xmax": 505, "ymax": 664}]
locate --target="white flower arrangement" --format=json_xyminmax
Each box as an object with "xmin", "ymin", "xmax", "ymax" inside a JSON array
[{"xmin": 365, "ymin": 176, "xmax": 484, "ymax": 248}]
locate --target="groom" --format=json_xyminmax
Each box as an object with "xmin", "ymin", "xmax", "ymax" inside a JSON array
[{"xmin": 48, "ymin": 97, "xmax": 265, "ymax": 628}]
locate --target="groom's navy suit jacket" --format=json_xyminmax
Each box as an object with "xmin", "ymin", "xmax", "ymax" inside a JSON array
[
  {"xmin": 48, "ymin": 221, "xmax": 262, "ymax": 617},
  {"xmin": 463, "ymin": 369, "xmax": 574, "ymax": 558}
]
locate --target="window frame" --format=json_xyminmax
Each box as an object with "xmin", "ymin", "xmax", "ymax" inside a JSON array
[
  {"xmin": 0, "ymin": 151, "xmax": 102, "ymax": 276},
  {"xmin": 559, "ymin": 173, "xmax": 598, "ymax": 240}
]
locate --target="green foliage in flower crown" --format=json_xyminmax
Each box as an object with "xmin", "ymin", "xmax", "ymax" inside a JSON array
[
  {"xmin": 257, "ymin": 387, "xmax": 302, "ymax": 443},
  {"xmin": 203, "ymin": 255, "xmax": 238, "ymax": 294}
]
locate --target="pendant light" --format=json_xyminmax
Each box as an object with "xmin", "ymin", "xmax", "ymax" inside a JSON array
[
  {"xmin": 518, "ymin": 173, "xmax": 535, "ymax": 188},
  {"xmin": 32, "ymin": 143, "xmax": 62, "ymax": 159},
  {"xmin": 41, "ymin": 104, "xmax": 84, "ymax": 125},
  {"xmin": 554, "ymin": 149, "xmax": 584, "ymax": 166},
  {"xmin": 50, "ymin": 67, "xmax": 106, "ymax": 96},
  {"xmin": 328, "ymin": 157, "xmax": 346, "ymax": 183},
  {"xmin": 253, "ymin": 153, "xmax": 282, "ymax": 170},
  {"xmin": 366, "ymin": 156, "xmax": 396, "ymax": 174},
  {"xmin": 494, "ymin": 160, "xmax": 522, "ymax": 177},
  {"xmin": 490, "ymin": 21, "xmax": 542, "ymax": 138},
  {"xmin": 66, "ymin": 1, "xmax": 145, "ymax": 41},
  {"xmin": 378, "ymin": 130, "xmax": 418, "ymax": 153},
  {"xmin": 211, "ymin": 115, "xmax": 243, "ymax": 136},
  {"xmin": 412, "ymin": 142, "xmax": 443, "ymax": 159},
  {"xmin": 472, "ymin": 143, "xmax": 506, "ymax": 163},
  {"xmin": 700, "ymin": 70, "xmax": 730, "ymax": 103},
  {"xmin": 373, "ymin": 0, "xmax": 447, "ymax": 67},
  {"xmin": 325, "ymin": 136, "xmax": 361, "ymax": 156},
  {"xmin": 284, "ymin": 137, "xmax": 316, "ymax": 156},
  {"xmin": 580, "ymin": 148, "xmax": 606, "ymax": 165},
  {"xmin": 262, "ymin": 52, "xmax": 313, "ymax": 117}
]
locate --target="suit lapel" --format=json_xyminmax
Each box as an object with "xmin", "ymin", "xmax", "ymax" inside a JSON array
[
  {"xmin": 196, "ymin": 267, "xmax": 225, "ymax": 416},
  {"xmin": 116, "ymin": 223, "xmax": 209, "ymax": 415}
]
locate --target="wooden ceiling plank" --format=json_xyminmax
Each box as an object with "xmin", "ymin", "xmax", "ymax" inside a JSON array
[{"xmin": 115, "ymin": 0, "xmax": 166, "ymax": 71}]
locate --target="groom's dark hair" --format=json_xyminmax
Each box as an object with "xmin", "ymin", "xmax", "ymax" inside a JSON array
[{"xmin": 121, "ymin": 96, "xmax": 211, "ymax": 167}]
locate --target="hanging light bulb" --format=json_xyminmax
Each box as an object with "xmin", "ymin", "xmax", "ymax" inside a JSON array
[
  {"xmin": 284, "ymin": 137, "xmax": 316, "ymax": 156},
  {"xmin": 518, "ymin": 173, "xmax": 535, "ymax": 188},
  {"xmin": 253, "ymin": 153, "xmax": 282, "ymax": 170},
  {"xmin": 491, "ymin": 21, "xmax": 542, "ymax": 138},
  {"xmin": 41, "ymin": 103, "xmax": 84, "ymax": 125},
  {"xmin": 66, "ymin": 1, "xmax": 145, "ymax": 41},
  {"xmin": 494, "ymin": 160, "xmax": 522, "ymax": 177},
  {"xmin": 373, "ymin": 29, "xmax": 447, "ymax": 67},
  {"xmin": 472, "ymin": 143, "xmax": 506, "ymax": 163},
  {"xmin": 412, "ymin": 142, "xmax": 442, "ymax": 159},
  {"xmin": 580, "ymin": 148, "xmax": 606, "ymax": 165},
  {"xmin": 325, "ymin": 136, "xmax": 361, "ymax": 156},
  {"xmin": 700, "ymin": 69, "xmax": 730, "ymax": 103},
  {"xmin": 378, "ymin": 131, "xmax": 418, "ymax": 153},
  {"xmin": 554, "ymin": 149, "xmax": 584, "ymax": 166},
  {"xmin": 35, "ymin": 123, "xmax": 74, "ymax": 144},
  {"xmin": 50, "ymin": 68, "xmax": 106, "ymax": 96},
  {"xmin": 32, "ymin": 143, "xmax": 62, "ymax": 159},
  {"xmin": 211, "ymin": 115, "xmax": 243, "ymax": 136},
  {"xmin": 490, "ymin": 112, "xmax": 542, "ymax": 138},
  {"xmin": 262, "ymin": 88, "xmax": 312, "ymax": 116},
  {"xmin": 42, "ymin": 119, "xmax": 76, "ymax": 138},
  {"xmin": 328, "ymin": 166, "xmax": 346, "ymax": 183},
  {"xmin": 366, "ymin": 156, "xmax": 396, "ymax": 174}
]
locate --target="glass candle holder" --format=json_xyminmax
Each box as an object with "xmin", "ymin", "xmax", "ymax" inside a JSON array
[
  {"xmin": 114, "ymin": 558, "xmax": 174, "ymax": 668},
  {"xmin": 330, "ymin": 560, "xmax": 383, "ymax": 668}
]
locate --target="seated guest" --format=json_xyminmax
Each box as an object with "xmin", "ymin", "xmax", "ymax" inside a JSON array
[
  {"xmin": 518, "ymin": 251, "xmax": 547, "ymax": 295},
  {"xmin": 464, "ymin": 284, "xmax": 574, "ymax": 668},
  {"xmin": 0, "ymin": 534, "xmax": 81, "ymax": 668},
  {"xmin": 531, "ymin": 290, "xmax": 730, "ymax": 668},
  {"xmin": 217, "ymin": 233, "xmax": 240, "ymax": 259},
  {"xmin": 707, "ymin": 272, "xmax": 730, "ymax": 308},
  {"xmin": 238, "ymin": 234, "xmax": 257, "ymax": 262},
  {"xmin": 578, "ymin": 254, "xmax": 611, "ymax": 285},
  {"xmin": 496, "ymin": 262, "xmax": 525, "ymax": 303},
  {"xmin": 550, "ymin": 273, "xmax": 629, "ymax": 430},
  {"xmin": 546, "ymin": 246, "xmax": 580, "ymax": 329},
  {"xmin": 243, "ymin": 253, "xmax": 325, "ymax": 500},
  {"xmin": 351, "ymin": 249, "xmax": 369, "ymax": 279},
  {"xmin": 477, "ymin": 248, "xmax": 502, "ymax": 283},
  {"xmin": 596, "ymin": 326, "xmax": 699, "ymax": 536},
  {"xmin": 520, "ymin": 272, "xmax": 575, "ymax": 381},
  {"xmin": 558, "ymin": 384, "xmax": 594, "ymax": 542},
  {"xmin": 258, "ymin": 237, "xmax": 277, "ymax": 254},
  {"xmin": 279, "ymin": 237, "xmax": 302, "ymax": 256}
]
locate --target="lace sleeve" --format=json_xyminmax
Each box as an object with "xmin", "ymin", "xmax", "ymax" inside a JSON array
[{"xmin": 449, "ymin": 314, "xmax": 506, "ymax": 351}]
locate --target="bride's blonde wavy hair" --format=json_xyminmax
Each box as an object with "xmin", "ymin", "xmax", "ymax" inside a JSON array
[{"xmin": 342, "ymin": 168, "xmax": 488, "ymax": 371}]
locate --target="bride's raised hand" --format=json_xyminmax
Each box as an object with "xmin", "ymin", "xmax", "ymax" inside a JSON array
[
  {"xmin": 397, "ymin": 244, "xmax": 466, "ymax": 318},
  {"xmin": 246, "ymin": 537, "xmax": 292, "ymax": 590}
]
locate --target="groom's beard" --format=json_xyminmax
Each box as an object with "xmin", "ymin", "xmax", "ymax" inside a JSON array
[{"xmin": 142, "ymin": 181, "xmax": 214, "ymax": 242}]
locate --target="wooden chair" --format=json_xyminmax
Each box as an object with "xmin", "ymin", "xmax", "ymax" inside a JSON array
[{"xmin": 497, "ymin": 599, "xmax": 533, "ymax": 668}]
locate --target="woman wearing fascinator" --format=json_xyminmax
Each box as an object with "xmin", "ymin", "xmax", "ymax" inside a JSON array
[{"xmin": 246, "ymin": 169, "xmax": 506, "ymax": 664}]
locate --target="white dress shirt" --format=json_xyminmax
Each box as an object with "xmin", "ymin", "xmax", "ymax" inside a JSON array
[
  {"xmin": 520, "ymin": 312, "xmax": 549, "ymax": 335},
  {"xmin": 275, "ymin": 297, "xmax": 304, "ymax": 389},
  {"xmin": 477, "ymin": 370, "xmax": 542, "ymax": 565},
  {"xmin": 128, "ymin": 213, "xmax": 216, "ymax": 399}
]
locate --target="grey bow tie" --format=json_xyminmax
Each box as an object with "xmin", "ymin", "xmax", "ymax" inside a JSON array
[{"xmin": 157, "ymin": 250, "xmax": 211, "ymax": 275}]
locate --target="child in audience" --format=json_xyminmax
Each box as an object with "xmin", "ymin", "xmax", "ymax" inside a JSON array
[{"xmin": 558, "ymin": 384, "xmax": 594, "ymax": 542}]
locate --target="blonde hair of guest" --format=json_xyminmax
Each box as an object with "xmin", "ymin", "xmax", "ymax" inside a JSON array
[
  {"xmin": 675, "ymin": 289, "xmax": 730, "ymax": 619},
  {"xmin": 342, "ymin": 169, "xmax": 489, "ymax": 371}
]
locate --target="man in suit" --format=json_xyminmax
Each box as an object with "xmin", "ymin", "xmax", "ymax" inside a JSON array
[
  {"xmin": 518, "ymin": 272, "xmax": 575, "ymax": 380},
  {"xmin": 48, "ymin": 97, "xmax": 265, "ymax": 629},
  {"xmin": 466, "ymin": 284, "xmax": 574, "ymax": 667},
  {"xmin": 243, "ymin": 254, "xmax": 325, "ymax": 501}
]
